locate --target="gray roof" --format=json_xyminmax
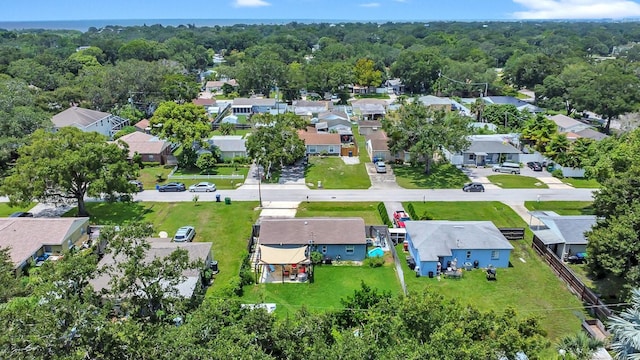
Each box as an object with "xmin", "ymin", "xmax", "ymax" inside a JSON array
[
  {"xmin": 405, "ymin": 221, "xmax": 513, "ymax": 262},
  {"xmin": 52, "ymin": 107, "xmax": 112, "ymax": 128},
  {"xmin": 318, "ymin": 110, "xmax": 349, "ymax": 121},
  {"xmin": 575, "ymin": 128, "xmax": 609, "ymax": 141},
  {"xmin": 259, "ymin": 218, "xmax": 366, "ymax": 245},
  {"xmin": 548, "ymin": 114, "xmax": 584, "ymax": 130},
  {"xmin": 465, "ymin": 140, "xmax": 521, "ymax": 154},
  {"xmin": 90, "ymin": 239, "xmax": 212, "ymax": 298},
  {"xmin": 530, "ymin": 211, "xmax": 597, "ymax": 245},
  {"xmin": 418, "ymin": 95, "xmax": 452, "ymax": 106},
  {"xmin": 232, "ymin": 98, "xmax": 276, "ymax": 107},
  {"xmin": 210, "ymin": 136, "xmax": 247, "ymax": 152},
  {"xmin": 484, "ymin": 96, "xmax": 543, "ymax": 112}
]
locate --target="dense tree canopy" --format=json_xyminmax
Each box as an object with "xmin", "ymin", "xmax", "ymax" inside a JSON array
[
  {"xmin": 0, "ymin": 127, "xmax": 137, "ymax": 216},
  {"xmin": 149, "ymin": 101, "xmax": 210, "ymax": 144}
]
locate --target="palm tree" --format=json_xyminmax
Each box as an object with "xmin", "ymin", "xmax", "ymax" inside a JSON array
[
  {"xmin": 556, "ymin": 332, "xmax": 604, "ymax": 360},
  {"xmin": 219, "ymin": 122, "xmax": 236, "ymax": 136},
  {"xmin": 469, "ymin": 98, "xmax": 486, "ymax": 122},
  {"xmin": 610, "ymin": 288, "xmax": 640, "ymax": 359},
  {"xmin": 545, "ymin": 133, "xmax": 570, "ymax": 166}
]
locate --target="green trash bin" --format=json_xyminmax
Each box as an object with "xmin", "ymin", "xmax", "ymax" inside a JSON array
[{"xmin": 224, "ymin": 197, "xmax": 231, "ymax": 205}]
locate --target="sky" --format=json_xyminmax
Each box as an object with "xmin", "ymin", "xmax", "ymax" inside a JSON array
[{"xmin": 2, "ymin": 0, "xmax": 640, "ymax": 22}]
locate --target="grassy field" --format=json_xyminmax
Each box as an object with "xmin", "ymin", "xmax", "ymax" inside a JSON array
[
  {"xmin": 562, "ymin": 177, "xmax": 600, "ymax": 188},
  {"xmin": 138, "ymin": 165, "xmax": 174, "ymax": 190},
  {"xmin": 241, "ymin": 264, "xmax": 400, "ymax": 317},
  {"xmin": 0, "ymin": 202, "xmax": 36, "ymax": 216},
  {"xmin": 400, "ymin": 201, "xmax": 585, "ymax": 340},
  {"xmin": 296, "ymin": 202, "xmax": 383, "ymax": 225},
  {"xmin": 488, "ymin": 174, "xmax": 549, "ymax": 189},
  {"xmin": 63, "ymin": 201, "xmax": 260, "ymax": 296},
  {"xmin": 305, "ymin": 156, "xmax": 370, "ymax": 189},
  {"xmin": 524, "ymin": 201, "xmax": 595, "ymax": 215},
  {"xmin": 393, "ymin": 163, "xmax": 469, "ymax": 189}
]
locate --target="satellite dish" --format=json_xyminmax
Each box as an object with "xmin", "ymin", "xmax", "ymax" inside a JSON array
[{"xmin": 159, "ymin": 231, "xmax": 168, "ymax": 238}]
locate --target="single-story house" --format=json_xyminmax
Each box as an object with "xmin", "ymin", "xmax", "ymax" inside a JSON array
[
  {"xmin": 297, "ymin": 127, "xmax": 341, "ymax": 156},
  {"xmin": 366, "ymin": 131, "xmax": 391, "ymax": 161},
  {"xmin": 351, "ymin": 99, "xmax": 387, "ymax": 120},
  {"xmin": 404, "ymin": 221, "xmax": 514, "ymax": 277},
  {"xmin": 358, "ymin": 120, "xmax": 383, "ymax": 135},
  {"xmin": 317, "ymin": 109, "xmax": 349, "ymax": 122},
  {"xmin": 116, "ymin": 131, "xmax": 172, "ymax": 164},
  {"xmin": 483, "ymin": 96, "xmax": 543, "ymax": 113},
  {"xmin": 445, "ymin": 134, "xmax": 522, "ymax": 166},
  {"xmin": 292, "ymin": 100, "xmax": 331, "ymax": 118},
  {"xmin": 418, "ymin": 95, "xmax": 454, "ymax": 112},
  {"xmin": 0, "ymin": 217, "xmax": 90, "ymax": 275},
  {"xmin": 384, "ymin": 78, "xmax": 405, "ymax": 94},
  {"xmin": 52, "ymin": 106, "xmax": 129, "ymax": 138},
  {"xmin": 192, "ymin": 98, "xmax": 216, "ymax": 108},
  {"xmin": 90, "ymin": 238, "xmax": 213, "ymax": 299},
  {"xmin": 547, "ymin": 114, "xmax": 591, "ymax": 133},
  {"xmin": 205, "ymin": 79, "xmax": 238, "ymax": 94},
  {"xmin": 232, "ymin": 98, "xmax": 277, "ymax": 115},
  {"xmin": 258, "ymin": 218, "xmax": 368, "ymax": 262},
  {"xmin": 530, "ymin": 211, "xmax": 597, "ymax": 259},
  {"xmin": 209, "ymin": 135, "xmax": 247, "ymax": 160},
  {"xmin": 574, "ymin": 128, "xmax": 609, "ymax": 141}
]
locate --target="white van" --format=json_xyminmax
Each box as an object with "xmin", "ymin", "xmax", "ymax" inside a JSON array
[{"xmin": 492, "ymin": 162, "xmax": 521, "ymax": 174}]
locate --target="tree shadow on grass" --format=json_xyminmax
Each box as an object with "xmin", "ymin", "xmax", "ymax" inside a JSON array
[
  {"xmin": 63, "ymin": 202, "xmax": 154, "ymax": 225},
  {"xmin": 394, "ymin": 163, "xmax": 469, "ymax": 189}
]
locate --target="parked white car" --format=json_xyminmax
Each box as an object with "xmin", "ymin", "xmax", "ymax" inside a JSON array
[
  {"xmin": 188, "ymin": 182, "xmax": 217, "ymax": 192},
  {"xmin": 173, "ymin": 226, "xmax": 196, "ymax": 242}
]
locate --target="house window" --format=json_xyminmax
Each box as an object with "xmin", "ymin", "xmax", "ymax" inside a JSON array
[
  {"xmin": 328, "ymin": 146, "xmax": 335, "ymax": 153},
  {"xmin": 309, "ymin": 146, "xmax": 317, "ymax": 153},
  {"xmin": 148, "ymin": 154, "xmax": 154, "ymax": 160},
  {"xmin": 466, "ymin": 251, "xmax": 472, "ymax": 260},
  {"xmin": 468, "ymin": 154, "xmax": 474, "ymax": 161},
  {"xmin": 491, "ymin": 250, "xmax": 500, "ymax": 260},
  {"xmin": 345, "ymin": 246, "xmax": 354, "ymax": 254},
  {"xmin": 321, "ymin": 246, "xmax": 327, "ymax": 254}
]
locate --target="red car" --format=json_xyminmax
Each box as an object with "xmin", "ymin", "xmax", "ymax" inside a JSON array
[{"xmin": 393, "ymin": 210, "xmax": 411, "ymax": 228}]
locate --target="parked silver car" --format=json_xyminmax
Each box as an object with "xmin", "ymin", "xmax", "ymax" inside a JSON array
[
  {"xmin": 375, "ymin": 161, "xmax": 387, "ymax": 173},
  {"xmin": 188, "ymin": 182, "xmax": 217, "ymax": 192},
  {"xmin": 173, "ymin": 226, "xmax": 196, "ymax": 242}
]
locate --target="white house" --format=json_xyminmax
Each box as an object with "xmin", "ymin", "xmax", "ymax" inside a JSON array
[{"xmin": 51, "ymin": 107, "xmax": 129, "ymax": 138}]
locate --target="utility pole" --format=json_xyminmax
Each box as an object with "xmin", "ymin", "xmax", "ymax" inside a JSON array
[{"xmin": 257, "ymin": 160, "xmax": 263, "ymax": 208}]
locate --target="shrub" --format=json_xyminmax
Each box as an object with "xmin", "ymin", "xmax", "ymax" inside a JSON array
[
  {"xmin": 377, "ymin": 202, "xmax": 392, "ymax": 227},
  {"xmin": 239, "ymin": 252, "xmax": 255, "ymax": 287},
  {"xmin": 364, "ymin": 257, "xmax": 385, "ymax": 268},
  {"xmin": 406, "ymin": 203, "xmax": 417, "ymax": 220},
  {"xmin": 310, "ymin": 251, "xmax": 323, "ymax": 264},
  {"xmin": 552, "ymin": 169, "xmax": 564, "ymax": 179}
]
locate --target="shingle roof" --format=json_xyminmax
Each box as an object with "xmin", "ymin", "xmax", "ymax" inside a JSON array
[
  {"xmin": 193, "ymin": 98, "xmax": 216, "ymax": 106},
  {"xmin": 418, "ymin": 95, "xmax": 452, "ymax": 106},
  {"xmin": 548, "ymin": 114, "xmax": 584, "ymax": 130},
  {"xmin": 465, "ymin": 140, "xmax": 521, "ymax": 154},
  {"xmin": 134, "ymin": 119, "xmax": 150, "ymax": 129},
  {"xmin": 405, "ymin": 221, "xmax": 513, "ymax": 262},
  {"xmin": 0, "ymin": 217, "xmax": 90, "ymax": 268},
  {"xmin": 358, "ymin": 120, "xmax": 382, "ymax": 128},
  {"xmin": 233, "ymin": 98, "xmax": 276, "ymax": 107},
  {"xmin": 259, "ymin": 218, "xmax": 367, "ymax": 245},
  {"xmin": 575, "ymin": 128, "xmax": 609, "ymax": 141},
  {"xmin": 210, "ymin": 136, "xmax": 247, "ymax": 152},
  {"xmin": 530, "ymin": 212, "xmax": 597, "ymax": 245},
  {"xmin": 318, "ymin": 110, "xmax": 349, "ymax": 121},
  {"xmin": 90, "ymin": 239, "xmax": 212, "ymax": 298},
  {"xmin": 297, "ymin": 130, "xmax": 341, "ymax": 145},
  {"xmin": 117, "ymin": 132, "xmax": 170, "ymax": 156},
  {"xmin": 52, "ymin": 107, "xmax": 111, "ymax": 128}
]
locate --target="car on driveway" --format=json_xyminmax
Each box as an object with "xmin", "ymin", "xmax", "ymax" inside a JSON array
[
  {"xmin": 189, "ymin": 182, "xmax": 216, "ymax": 192},
  {"xmin": 526, "ymin": 161, "xmax": 543, "ymax": 171},
  {"xmin": 375, "ymin": 161, "xmax": 387, "ymax": 173},
  {"xmin": 462, "ymin": 182, "xmax": 485, "ymax": 192},
  {"xmin": 158, "ymin": 182, "xmax": 186, "ymax": 192},
  {"xmin": 173, "ymin": 226, "xmax": 196, "ymax": 242},
  {"xmin": 393, "ymin": 210, "xmax": 411, "ymax": 228}
]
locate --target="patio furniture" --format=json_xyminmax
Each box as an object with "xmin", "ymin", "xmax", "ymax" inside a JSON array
[{"xmin": 444, "ymin": 269, "xmax": 463, "ymax": 279}]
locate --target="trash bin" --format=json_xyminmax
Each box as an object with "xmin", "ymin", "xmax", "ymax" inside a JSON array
[
  {"xmin": 210, "ymin": 260, "xmax": 219, "ymax": 273},
  {"xmin": 428, "ymin": 271, "xmax": 434, "ymax": 278},
  {"xmin": 348, "ymin": 151, "xmax": 353, "ymax": 157},
  {"xmin": 216, "ymin": 194, "xmax": 221, "ymax": 202},
  {"xmin": 224, "ymin": 197, "xmax": 231, "ymax": 205}
]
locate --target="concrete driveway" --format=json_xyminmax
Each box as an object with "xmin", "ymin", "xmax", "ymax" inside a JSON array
[
  {"xmin": 464, "ymin": 166, "xmax": 572, "ymax": 189},
  {"xmin": 365, "ymin": 162, "xmax": 402, "ymax": 189}
]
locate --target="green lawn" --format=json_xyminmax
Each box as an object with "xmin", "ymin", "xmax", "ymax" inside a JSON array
[
  {"xmin": 524, "ymin": 201, "xmax": 595, "ymax": 215},
  {"xmin": 487, "ymin": 174, "xmax": 549, "ymax": 189},
  {"xmin": 353, "ymin": 128, "xmax": 373, "ymax": 164},
  {"xmin": 241, "ymin": 264, "xmax": 400, "ymax": 317},
  {"xmin": 63, "ymin": 201, "xmax": 260, "ymax": 296},
  {"xmin": 562, "ymin": 177, "xmax": 600, "ymax": 188},
  {"xmin": 400, "ymin": 201, "xmax": 585, "ymax": 340},
  {"xmin": 305, "ymin": 156, "xmax": 371, "ymax": 189},
  {"xmin": 0, "ymin": 202, "xmax": 36, "ymax": 216},
  {"xmin": 296, "ymin": 202, "xmax": 383, "ymax": 225},
  {"xmin": 393, "ymin": 163, "xmax": 469, "ymax": 189},
  {"xmin": 138, "ymin": 165, "xmax": 174, "ymax": 190}
]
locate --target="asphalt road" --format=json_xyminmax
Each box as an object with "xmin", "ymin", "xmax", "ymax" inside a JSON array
[{"xmin": 128, "ymin": 186, "xmax": 596, "ymax": 203}]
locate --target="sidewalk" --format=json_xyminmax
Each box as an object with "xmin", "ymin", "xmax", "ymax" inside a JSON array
[{"xmin": 504, "ymin": 202, "xmax": 544, "ymax": 227}]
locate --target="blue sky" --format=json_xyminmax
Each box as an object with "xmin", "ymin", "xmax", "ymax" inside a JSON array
[{"xmin": 3, "ymin": 0, "xmax": 640, "ymax": 22}]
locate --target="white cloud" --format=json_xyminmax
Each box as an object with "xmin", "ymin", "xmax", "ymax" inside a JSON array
[
  {"xmin": 512, "ymin": 0, "xmax": 640, "ymax": 19},
  {"xmin": 360, "ymin": 2, "xmax": 381, "ymax": 7},
  {"xmin": 232, "ymin": 0, "xmax": 271, "ymax": 7}
]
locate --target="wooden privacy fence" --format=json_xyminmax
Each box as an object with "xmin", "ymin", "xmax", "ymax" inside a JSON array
[{"xmin": 532, "ymin": 236, "xmax": 613, "ymax": 320}]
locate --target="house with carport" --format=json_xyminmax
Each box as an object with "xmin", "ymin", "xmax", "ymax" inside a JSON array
[
  {"xmin": 297, "ymin": 127, "xmax": 341, "ymax": 156},
  {"xmin": 255, "ymin": 218, "xmax": 367, "ymax": 283},
  {"xmin": 0, "ymin": 217, "xmax": 90, "ymax": 275},
  {"xmin": 351, "ymin": 99, "xmax": 387, "ymax": 121},
  {"xmin": 404, "ymin": 221, "xmax": 513, "ymax": 277},
  {"xmin": 529, "ymin": 211, "xmax": 597, "ymax": 260}
]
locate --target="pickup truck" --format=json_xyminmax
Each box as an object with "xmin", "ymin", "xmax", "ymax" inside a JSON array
[{"xmin": 393, "ymin": 210, "xmax": 411, "ymax": 228}]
